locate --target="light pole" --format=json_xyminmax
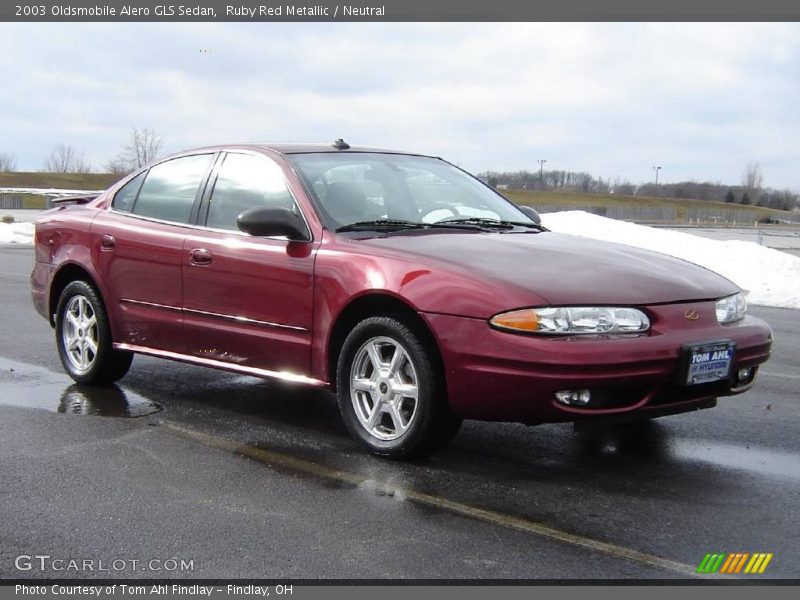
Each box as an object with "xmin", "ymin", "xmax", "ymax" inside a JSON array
[
  {"xmin": 537, "ymin": 159, "xmax": 547, "ymax": 189},
  {"xmin": 652, "ymin": 166, "xmax": 662, "ymax": 196}
]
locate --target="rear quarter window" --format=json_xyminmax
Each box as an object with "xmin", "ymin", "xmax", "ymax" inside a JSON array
[{"xmin": 111, "ymin": 171, "xmax": 146, "ymax": 212}]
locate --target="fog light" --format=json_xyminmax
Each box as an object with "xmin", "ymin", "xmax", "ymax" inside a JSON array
[
  {"xmin": 737, "ymin": 367, "xmax": 753, "ymax": 382},
  {"xmin": 554, "ymin": 389, "xmax": 591, "ymax": 406}
]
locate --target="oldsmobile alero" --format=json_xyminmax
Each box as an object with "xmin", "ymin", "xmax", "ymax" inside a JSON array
[{"xmin": 31, "ymin": 141, "xmax": 773, "ymax": 456}]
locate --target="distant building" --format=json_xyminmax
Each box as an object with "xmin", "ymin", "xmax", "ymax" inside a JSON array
[{"xmin": 0, "ymin": 194, "xmax": 23, "ymax": 209}]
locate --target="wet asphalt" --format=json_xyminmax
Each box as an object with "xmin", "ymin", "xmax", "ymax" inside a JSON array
[{"xmin": 0, "ymin": 246, "xmax": 798, "ymax": 580}]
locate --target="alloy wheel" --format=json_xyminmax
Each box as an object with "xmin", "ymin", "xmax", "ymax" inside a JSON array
[
  {"xmin": 349, "ymin": 336, "xmax": 419, "ymax": 441},
  {"xmin": 62, "ymin": 295, "xmax": 98, "ymax": 373}
]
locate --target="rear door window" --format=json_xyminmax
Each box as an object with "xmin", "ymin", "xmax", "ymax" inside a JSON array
[{"xmin": 132, "ymin": 154, "xmax": 213, "ymax": 223}]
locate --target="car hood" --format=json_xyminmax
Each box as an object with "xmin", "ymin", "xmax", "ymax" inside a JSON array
[{"xmin": 359, "ymin": 230, "xmax": 739, "ymax": 306}]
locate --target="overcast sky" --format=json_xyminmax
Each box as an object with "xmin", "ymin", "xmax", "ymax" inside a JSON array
[{"xmin": 1, "ymin": 22, "xmax": 798, "ymax": 189}]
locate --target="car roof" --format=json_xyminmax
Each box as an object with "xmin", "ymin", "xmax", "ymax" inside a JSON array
[
  {"xmin": 261, "ymin": 143, "xmax": 414, "ymax": 155},
  {"xmin": 180, "ymin": 142, "xmax": 438, "ymax": 158}
]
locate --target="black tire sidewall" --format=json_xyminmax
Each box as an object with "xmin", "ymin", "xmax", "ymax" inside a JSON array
[
  {"xmin": 55, "ymin": 281, "xmax": 117, "ymax": 384},
  {"xmin": 336, "ymin": 316, "xmax": 444, "ymax": 457}
]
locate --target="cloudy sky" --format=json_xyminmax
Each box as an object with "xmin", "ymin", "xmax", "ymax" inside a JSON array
[{"xmin": 1, "ymin": 22, "xmax": 798, "ymax": 189}]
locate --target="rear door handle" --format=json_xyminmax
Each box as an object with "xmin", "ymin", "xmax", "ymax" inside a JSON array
[
  {"xmin": 101, "ymin": 234, "xmax": 116, "ymax": 250},
  {"xmin": 189, "ymin": 248, "xmax": 212, "ymax": 265}
]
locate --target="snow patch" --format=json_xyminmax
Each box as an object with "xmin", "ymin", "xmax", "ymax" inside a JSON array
[
  {"xmin": 541, "ymin": 210, "xmax": 800, "ymax": 310},
  {"xmin": 0, "ymin": 222, "xmax": 35, "ymax": 245},
  {"xmin": 0, "ymin": 187, "xmax": 104, "ymax": 196}
]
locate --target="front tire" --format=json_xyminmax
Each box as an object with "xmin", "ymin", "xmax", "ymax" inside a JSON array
[
  {"xmin": 336, "ymin": 315, "xmax": 461, "ymax": 458},
  {"xmin": 55, "ymin": 281, "xmax": 133, "ymax": 384}
]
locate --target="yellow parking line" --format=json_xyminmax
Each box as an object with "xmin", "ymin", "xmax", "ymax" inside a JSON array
[
  {"xmin": 750, "ymin": 554, "xmax": 765, "ymax": 573},
  {"xmin": 162, "ymin": 422, "xmax": 701, "ymax": 578},
  {"xmin": 744, "ymin": 554, "xmax": 759, "ymax": 573}
]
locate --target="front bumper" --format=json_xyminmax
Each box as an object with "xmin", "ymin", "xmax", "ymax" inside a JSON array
[{"xmin": 423, "ymin": 305, "xmax": 772, "ymax": 423}]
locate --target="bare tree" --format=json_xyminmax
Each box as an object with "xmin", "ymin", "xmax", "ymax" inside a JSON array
[
  {"xmin": 129, "ymin": 128, "xmax": 165, "ymax": 169},
  {"xmin": 42, "ymin": 144, "xmax": 91, "ymax": 173},
  {"xmin": 611, "ymin": 177, "xmax": 636, "ymax": 196},
  {"xmin": 105, "ymin": 128, "xmax": 164, "ymax": 175},
  {"xmin": 742, "ymin": 162, "xmax": 764, "ymax": 195},
  {"xmin": 104, "ymin": 157, "xmax": 134, "ymax": 177},
  {"xmin": 0, "ymin": 152, "xmax": 17, "ymax": 172}
]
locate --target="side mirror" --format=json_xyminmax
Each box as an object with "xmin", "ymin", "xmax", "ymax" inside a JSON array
[
  {"xmin": 517, "ymin": 205, "xmax": 541, "ymax": 225},
  {"xmin": 236, "ymin": 207, "xmax": 309, "ymax": 241}
]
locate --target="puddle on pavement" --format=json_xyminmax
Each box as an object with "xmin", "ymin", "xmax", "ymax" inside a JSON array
[
  {"xmin": 577, "ymin": 422, "xmax": 800, "ymax": 481},
  {"xmin": 668, "ymin": 439, "xmax": 800, "ymax": 482},
  {"xmin": 0, "ymin": 357, "xmax": 161, "ymax": 418}
]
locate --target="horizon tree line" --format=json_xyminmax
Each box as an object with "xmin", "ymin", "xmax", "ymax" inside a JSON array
[
  {"xmin": 0, "ymin": 128, "xmax": 165, "ymax": 176},
  {"xmin": 480, "ymin": 161, "xmax": 798, "ymax": 211},
  {"xmin": 1, "ymin": 138, "xmax": 797, "ymax": 212}
]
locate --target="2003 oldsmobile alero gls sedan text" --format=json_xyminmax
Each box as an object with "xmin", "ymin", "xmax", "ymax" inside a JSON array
[{"xmin": 31, "ymin": 141, "xmax": 773, "ymax": 457}]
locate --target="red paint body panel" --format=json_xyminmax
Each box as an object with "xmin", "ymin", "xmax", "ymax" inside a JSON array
[
  {"xmin": 90, "ymin": 209, "xmax": 186, "ymax": 350},
  {"xmin": 32, "ymin": 144, "xmax": 774, "ymax": 426},
  {"xmin": 181, "ymin": 231, "xmax": 316, "ymax": 373},
  {"xmin": 422, "ymin": 309, "xmax": 771, "ymax": 421},
  {"xmin": 357, "ymin": 231, "xmax": 739, "ymax": 310},
  {"xmin": 31, "ymin": 204, "xmax": 106, "ymax": 322}
]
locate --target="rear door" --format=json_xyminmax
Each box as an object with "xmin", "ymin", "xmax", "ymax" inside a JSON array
[
  {"xmin": 181, "ymin": 151, "xmax": 317, "ymax": 376},
  {"xmin": 92, "ymin": 153, "xmax": 215, "ymax": 351}
]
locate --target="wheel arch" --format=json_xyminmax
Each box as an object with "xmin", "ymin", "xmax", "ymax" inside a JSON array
[
  {"xmin": 48, "ymin": 263, "xmax": 103, "ymax": 327},
  {"xmin": 326, "ymin": 292, "xmax": 445, "ymax": 393}
]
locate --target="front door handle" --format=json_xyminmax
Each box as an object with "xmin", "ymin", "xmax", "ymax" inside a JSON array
[{"xmin": 189, "ymin": 248, "xmax": 213, "ymax": 265}]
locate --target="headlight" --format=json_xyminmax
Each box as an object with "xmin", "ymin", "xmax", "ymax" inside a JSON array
[
  {"xmin": 715, "ymin": 292, "xmax": 747, "ymax": 324},
  {"xmin": 490, "ymin": 306, "xmax": 650, "ymax": 335}
]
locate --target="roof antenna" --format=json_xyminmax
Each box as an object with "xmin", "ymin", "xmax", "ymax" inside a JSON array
[{"xmin": 332, "ymin": 138, "xmax": 350, "ymax": 150}]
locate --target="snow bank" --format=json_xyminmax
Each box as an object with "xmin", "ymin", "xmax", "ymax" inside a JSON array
[
  {"xmin": 0, "ymin": 222, "xmax": 35, "ymax": 245},
  {"xmin": 541, "ymin": 210, "xmax": 800, "ymax": 309},
  {"xmin": 0, "ymin": 187, "xmax": 104, "ymax": 196}
]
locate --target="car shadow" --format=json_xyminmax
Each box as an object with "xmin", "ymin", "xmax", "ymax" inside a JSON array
[{"xmin": 118, "ymin": 360, "xmax": 754, "ymax": 505}]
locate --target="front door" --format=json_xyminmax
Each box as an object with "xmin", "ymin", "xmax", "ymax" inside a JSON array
[{"xmin": 181, "ymin": 152, "xmax": 317, "ymax": 377}]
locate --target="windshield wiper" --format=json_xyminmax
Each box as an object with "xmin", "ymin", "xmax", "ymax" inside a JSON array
[
  {"xmin": 335, "ymin": 217, "xmax": 546, "ymax": 234},
  {"xmin": 335, "ymin": 219, "xmax": 427, "ymax": 233},
  {"xmin": 433, "ymin": 217, "xmax": 545, "ymax": 231}
]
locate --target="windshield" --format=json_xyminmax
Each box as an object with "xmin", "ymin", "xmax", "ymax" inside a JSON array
[{"xmin": 286, "ymin": 152, "xmax": 534, "ymax": 231}]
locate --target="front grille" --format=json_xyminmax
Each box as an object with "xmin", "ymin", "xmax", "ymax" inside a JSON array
[
  {"xmin": 650, "ymin": 380, "xmax": 727, "ymax": 406},
  {"xmin": 579, "ymin": 386, "xmax": 651, "ymax": 409}
]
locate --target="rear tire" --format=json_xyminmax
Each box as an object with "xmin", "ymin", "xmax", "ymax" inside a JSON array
[
  {"xmin": 336, "ymin": 315, "xmax": 461, "ymax": 458},
  {"xmin": 55, "ymin": 281, "xmax": 133, "ymax": 384}
]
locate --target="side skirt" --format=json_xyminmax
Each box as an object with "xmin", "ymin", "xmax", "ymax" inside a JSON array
[{"xmin": 113, "ymin": 342, "xmax": 327, "ymax": 387}]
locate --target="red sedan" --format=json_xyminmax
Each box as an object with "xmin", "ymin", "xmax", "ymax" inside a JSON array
[{"xmin": 31, "ymin": 142, "xmax": 773, "ymax": 456}]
